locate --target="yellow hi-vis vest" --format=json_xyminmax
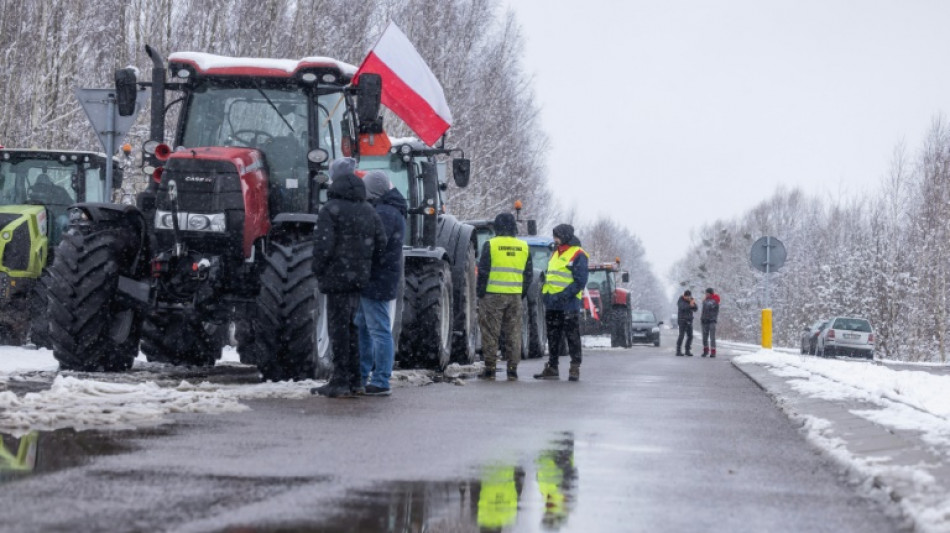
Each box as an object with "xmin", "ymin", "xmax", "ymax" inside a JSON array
[
  {"xmin": 486, "ymin": 236, "xmax": 529, "ymax": 294},
  {"xmin": 543, "ymin": 245, "xmax": 587, "ymax": 300}
]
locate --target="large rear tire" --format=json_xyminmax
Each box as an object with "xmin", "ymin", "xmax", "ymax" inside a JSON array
[
  {"xmin": 450, "ymin": 246, "xmax": 478, "ymax": 364},
  {"xmin": 253, "ymin": 240, "xmax": 327, "ymax": 381},
  {"xmin": 140, "ymin": 313, "xmax": 224, "ymax": 366},
  {"xmin": 610, "ymin": 306, "xmax": 633, "ymax": 348},
  {"xmin": 399, "ymin": 260, "xmax": 453, "ymax": 370},
  {"xmin": 47, "ymin": 230, "xmax": 141, "ymax": 371},
  {"xmin": 527, "ymin": 286, "xmax": 546, "ymax": 359}
]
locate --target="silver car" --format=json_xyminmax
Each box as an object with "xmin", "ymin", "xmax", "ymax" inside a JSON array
[{"xmin": 816, "ymin": 317, "xmax": 874, "ymax": 359}]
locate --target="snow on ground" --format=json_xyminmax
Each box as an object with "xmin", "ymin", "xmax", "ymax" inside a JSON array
[
  {"xmin": 0, "ymin": 346, "xmax": 443, "ymax": 436},
  {"xmin": 735, "ymin": 349, "xmax": 950, "ymax": 533}
]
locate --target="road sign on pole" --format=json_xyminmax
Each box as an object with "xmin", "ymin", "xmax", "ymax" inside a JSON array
[
  {"xmin": 75, "ymin": 88, "xmax": 149, "ymax": 194},
  {"xmin": 750, "ymin": 236, "xmax": 786, "ymax": 349}
]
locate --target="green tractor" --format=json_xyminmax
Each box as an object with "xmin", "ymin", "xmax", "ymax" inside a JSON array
[{"xmin": 0, "ymin": 148, "xmax": 121, "ymax": 346}]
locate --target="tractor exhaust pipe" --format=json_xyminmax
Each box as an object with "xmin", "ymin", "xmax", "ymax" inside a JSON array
[{"xmin": 144, "ymin": 45, "xmax": 166, "ymax": 144}]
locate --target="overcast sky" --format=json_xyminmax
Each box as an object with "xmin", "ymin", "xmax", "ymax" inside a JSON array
[{"xmin": 503, "ymin": 0, "xmax": 950, "ymax": 289}]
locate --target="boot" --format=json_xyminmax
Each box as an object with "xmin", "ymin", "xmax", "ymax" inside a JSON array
[
  {"xmin": 675, "ymin": 346, "xmax": 683, "ymax": 356},
  {"xmin": 685, "ymin": 348, "xmax": 694, "ymax": 356},
  {"xmin": 506, "ymin": 364, "xmax": 518, "ymax": 381},
  {"xmin": 314, "ymin": 382, "xmax": 354, "ymax": 398},
  {"xmin": 479, "ymin": 363, "xmax": 496, "ymax": 380},
  {"xmin": 533, "ymin": 364, "xmax": 560, "ymax": 380},
  {"xmin": 710, "ymin": 349, "xmax": 716, "ymax": 358},
  {"xmin": 568, "ymin": 363, "xmax": 580, "ymax": 382},
  {"xmin": 702, "ymin": 347, "xmax": 709, "ymax": 357}
]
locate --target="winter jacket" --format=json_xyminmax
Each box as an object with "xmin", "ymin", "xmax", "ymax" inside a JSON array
[
  {"xmin": 476, "ymin": 213, "xmax": 532, "ymax": 298},
  {"xmin": 701, "ymin": 293, "xmax": 720, "ymax": 323},
  {"xmin": 362, "ymin": 187, "xmax": 407, "ymax": 301},
  {"xmin": 312, "ymin": 173, "xmax": 387, "ymax": 294},
  {"xmin": 542, "ymin": 236, "xmax": 588, "ymax": 312},
  {"xmin": 677, "ymin": 295, "xmax": 698, "ymax": 323}
]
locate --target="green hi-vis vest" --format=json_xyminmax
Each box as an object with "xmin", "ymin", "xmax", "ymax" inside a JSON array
[
  {"xmin": 542, "ymin": 245, "xmax": 587, "ymax": 300},
  {"xmin": 487, "ymin": 236, "xmax": 529, "ymax": 294}
]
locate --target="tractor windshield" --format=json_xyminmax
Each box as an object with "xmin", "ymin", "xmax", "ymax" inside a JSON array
[
  {"xmin": 585, "ymin": 270, "xmax": 610, "ymax": 294},
  {"xmin": 179, "ymin": 85, "xmax": 347, "ymax": 212},
  {"xmin": 0, "ymin": 157, "xmax": 81, "ymax": 244},
  {"xmin": 530, "ymin": 245, "xmax": 553, "ymax": 269}
]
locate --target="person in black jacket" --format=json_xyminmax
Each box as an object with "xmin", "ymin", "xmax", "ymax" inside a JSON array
[
  {"xmin": 675, "ymin": 290, "xmax": 698, "ymax": 356},
  {"xmin": 310, "ymin": 158, "xmax": 387, "ymax": 398},
  {"xmin": 356, "ymin": 171, "xmax": 407, "ymax": 396},
  {"xmin": 701, "ymin": 287, "xmax": 721, "ymax": 357}
]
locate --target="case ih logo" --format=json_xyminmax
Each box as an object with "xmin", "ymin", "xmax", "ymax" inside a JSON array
[{"xmin": 184, "ymin": 175, "xmax": 214, "ymax": 183}]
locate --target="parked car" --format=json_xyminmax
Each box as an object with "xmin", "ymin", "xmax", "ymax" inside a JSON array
[
  {"xmin": 631, "ymin": 310, "xmax": 662, "ymax": 346},
  {"xmin": 800, "ymin": 319, "xmax": 828, "ymax": 355},
  {"xmin": 816, "ymin": 317, "xmax": 874, "ymax": 359}
]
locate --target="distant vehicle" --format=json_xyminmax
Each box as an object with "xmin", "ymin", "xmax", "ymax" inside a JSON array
[
  {"xmin": 800, "ymin": 319, "xmax": 828, "ymax": 355},
  {"xmin": 630, "ymin": 310, "xmax": 662, "ymax": 346},
  {"xmin": 816, "ymin": 317, "xmax": 874, "ymax": 359}
]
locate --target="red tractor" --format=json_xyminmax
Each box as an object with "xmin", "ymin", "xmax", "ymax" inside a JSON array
[
  {"xmin": 579, "ymin": 259, "xmax": 634, "ymax": 347},
  {"xmin": 46, "ymin": 46, "xmax": 391, "ymax": 379}
]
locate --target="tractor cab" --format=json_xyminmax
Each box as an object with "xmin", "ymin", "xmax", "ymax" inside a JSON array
[{"xmin": 580, "ymin": 259, "xmax": 633, "ymax": 346}]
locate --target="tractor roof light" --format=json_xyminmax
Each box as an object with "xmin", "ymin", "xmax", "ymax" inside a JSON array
[
  {"xmin": 399, "ymin": 144, "xmax": 412, "ymax": 155},
  {"xmin": 1, "ymin": 153, "xmax": 9, "ymax": 160},
  {"xmin": 321, "ymin": 73, "xmax": 337, "ymax": 83},
  {"xmin": 59, "ymin": 155, "xmax": 67, "ymax": 162},
  {"xmin": 176, "ymin": 68, "xmax": 191, "ymax": 79},
  {"xmin": 143, "ymin": 140, "xmax": 160, "ymax": 155},
  {"xmin": 301, "ymin": 72, "xmax": 317, "ymax": 83}
]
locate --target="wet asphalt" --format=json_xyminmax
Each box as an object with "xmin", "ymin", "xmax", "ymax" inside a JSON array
[{"xmin": 0, "ymin": 330, "xmax": 905, "ymax": 533}]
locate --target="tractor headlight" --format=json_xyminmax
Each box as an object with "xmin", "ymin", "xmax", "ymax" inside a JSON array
[
  {"xmin": 155, "ymin": 210, "xmax": 225, "ymax": 232},
  {"xmin": 68, "ymin": 207, "xmax": 91, "ymax": 223}
]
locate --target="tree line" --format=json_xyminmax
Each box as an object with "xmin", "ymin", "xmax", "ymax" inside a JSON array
[
  {"xmin": 0, "ymin": 0, "xmax": 671, "ymax": 321},
  {"xmin": 671, "ymin": 118, "xmax": 950, "ymax": 363}
]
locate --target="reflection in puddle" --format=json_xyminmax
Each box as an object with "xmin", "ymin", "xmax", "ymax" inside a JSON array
[
  {"xmin": 244, "ymin": 432, "xmax": 577, "ymax": 533},
  {"xmin": 0, "ymin": 428, "xmax": 138, "ymax": 483}
]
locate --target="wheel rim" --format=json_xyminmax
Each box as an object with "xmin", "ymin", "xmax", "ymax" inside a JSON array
[{"xmin": 440, "ymin": 285, "xmax": 451, "ymax": 351}]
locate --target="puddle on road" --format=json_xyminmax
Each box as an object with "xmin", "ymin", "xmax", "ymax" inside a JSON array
[
  {"xmin": 235, "ymin": 433, "xmax": 578, "ymax": 533},
  {"xmin": 0, "ymin": 427, "xmax": 163, "ymax": 483}
]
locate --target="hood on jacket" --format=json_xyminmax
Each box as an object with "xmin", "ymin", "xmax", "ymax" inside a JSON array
[
  {"xmin": 363, "ymin": 170, "xmax": 392, "ymax": 200},
  {"xmin": 377, "ymin": 187, "xmax": 408, "ymax": 217},
  {"xmin": 328, "ymin": 173, "xmax": 367, "ymax": 202},
  {"xmin": 553, "ymin": 224, "xmax": 575, "ymax": 243},
  {"xmin": 494, "ymin": 213, "xmax": 517, "ymax": 236}
]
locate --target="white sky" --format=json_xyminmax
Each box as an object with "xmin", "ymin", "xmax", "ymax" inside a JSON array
[{"xmin": 504, "ymin": 0, "xmax": 950, "ymax": 284}]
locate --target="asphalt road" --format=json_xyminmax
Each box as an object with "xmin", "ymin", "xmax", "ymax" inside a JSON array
[{"xmin": 0, "ymin": 331, "xmax": 904, "ymax": 533}]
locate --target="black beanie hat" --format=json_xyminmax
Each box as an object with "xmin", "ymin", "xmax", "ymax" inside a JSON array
[
  {"xmin": 552, "ymin": 224, "xmax": 574, "ymax": 242},
  {"xmin": 706, "ymin": 287, "xmax": 714, "ymax": 294},
  {"xmin": 494, "ymin": 213, "xmax": 517, "ymax": 236}
]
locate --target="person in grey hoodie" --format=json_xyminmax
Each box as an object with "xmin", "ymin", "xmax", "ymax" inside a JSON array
[{"xmin": 356, "ymin": 171, "xmax": 407, "ymax": 396}]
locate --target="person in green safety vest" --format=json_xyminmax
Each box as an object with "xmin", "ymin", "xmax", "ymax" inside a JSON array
[
  {"xmin": 476, "ymin": 213, "xmax": 533, "ymax": 380},
  {"xmin": 534, "ymin": 224, "xmax": 589, "ymax": 382},
  {"xmin": 477, "ymin": 463, "xmax": 525, "ymax": 531},
  {"xmin": 536, "ymin": 436, "xmax": 577, "ymax": 529}
]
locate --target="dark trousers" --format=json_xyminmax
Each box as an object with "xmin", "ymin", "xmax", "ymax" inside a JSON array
[
  {"xmin": 545, "ymin": 310, "xmax": 582, "ymax": 367},
  {"xmin": 676, "ymin": 319, "xmax": 693, "ymax": 353},
  {"xmin": 327, "ymin": 292, "xmax": 361, "ymax": 387},
  {"xmin": 702, "ymin": 321, "xmax": 717, "ymax": 349}
]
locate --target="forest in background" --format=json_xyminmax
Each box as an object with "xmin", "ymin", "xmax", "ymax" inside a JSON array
[
  {"xmin": 671, "ymin": 119, "xmax": 950, "ymax": 362},
  {"xmin": 0, "ymin": 0, "xmax": 671, "ymax": 318}
]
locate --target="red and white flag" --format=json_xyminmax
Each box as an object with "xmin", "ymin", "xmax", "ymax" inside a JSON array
[{"xmin": 354, "ymin": 22, "xmax": 453, "ymax": 146}]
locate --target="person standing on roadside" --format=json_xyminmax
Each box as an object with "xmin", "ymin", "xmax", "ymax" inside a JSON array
[
  {"xmin": 701, "ymin": 287, "xmax": 720, "ymax": 357},
  {"xmin": 310, "ymin": 158, "xmax": 387, "ymax": 399},
  {"xmin": 356, "ymin": 171, "xmax": 406, "ymax": 396},
  {"xmin": 675, "ymin": 290, "xmax": 698, "ymax": 356},
  {"xmin": 477, "ymin": 213, "xmax": 532, "ymax": 380},
  {"xmin": 534, "ymin": 224, "xmax": 588, "ymax": 382}
]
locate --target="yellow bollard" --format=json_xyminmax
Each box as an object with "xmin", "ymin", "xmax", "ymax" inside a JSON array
[{"xmin": 761, "ymin": 308, "xmax": 772, "ymax": 349}]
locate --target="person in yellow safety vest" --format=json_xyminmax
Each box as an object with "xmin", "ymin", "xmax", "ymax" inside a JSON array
[
  {"xmin": 536, "ymin": 438, "xmax": 577, "ymax": 529},
  {"xmin": 535, "ymin": 224, "xmax": 589, "ymax": 382},
  {"xmin": 477, "ymin": 464, "xmax": 525, "ymax": 531},
  {"xmin": 476, "ymin": 213, "xmax": 533, "ymax": 380}
]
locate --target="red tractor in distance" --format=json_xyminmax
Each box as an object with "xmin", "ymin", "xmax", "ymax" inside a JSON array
[
  {"xmin": 579, "ymin": 259, "xmax": 634, "ymax": 347},
  {"xmin": 46, "ymin": 46, "xmax": 392, "ymax": 379}
]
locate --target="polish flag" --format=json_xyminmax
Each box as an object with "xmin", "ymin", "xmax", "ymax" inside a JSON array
[{"xmin": 354, "ymin": 22, "xmax": 453, "ymax": 146}]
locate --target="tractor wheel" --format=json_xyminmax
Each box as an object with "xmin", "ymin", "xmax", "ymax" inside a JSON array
[
  {"xmin": 47, "ymin": 230, "xmax": 141, "ymax": 371},
  {"xmin": 610, "ymin": 307, "xmax": 633, "ymax": 348},
  {"xmin": 140, "ymin": 313, "xmax": 224, "ymax": 366},
  {"xmin": 253, "ymin": 240, "xmax": 327, "ymax": 382},
  {"xmin": 399, "ymin": 260, "xmax": 453, "ymax": 370},
  {"xmin": 450, "ymin": 246, "xmax": 478, "ymax": 364},
  {"xmin": 527, "ymin": 288, "xmax": 546, "ymax": 359},
  {"xmin": 28, "ymin": 273, "xmax": 53, "ymax": 349}
]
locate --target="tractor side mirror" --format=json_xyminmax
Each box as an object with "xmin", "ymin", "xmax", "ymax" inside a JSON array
[
  {"xmin": 527, "ymin": 220, "xmax": 537, "ymax": 236},
  {"xmin": 356, "ymin": 73, "xmax": 383, "ymax": 127},
  {"xmin": 115, "ymin": 68, "xmax": 138, "ymax": 117},
  {"xmin": 452, "ymin": 158, "xmax": 470, "ymax": 188},
  {"xmin": 622, "ymin": 272, "xmax": 630, "ymax": 283}
]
